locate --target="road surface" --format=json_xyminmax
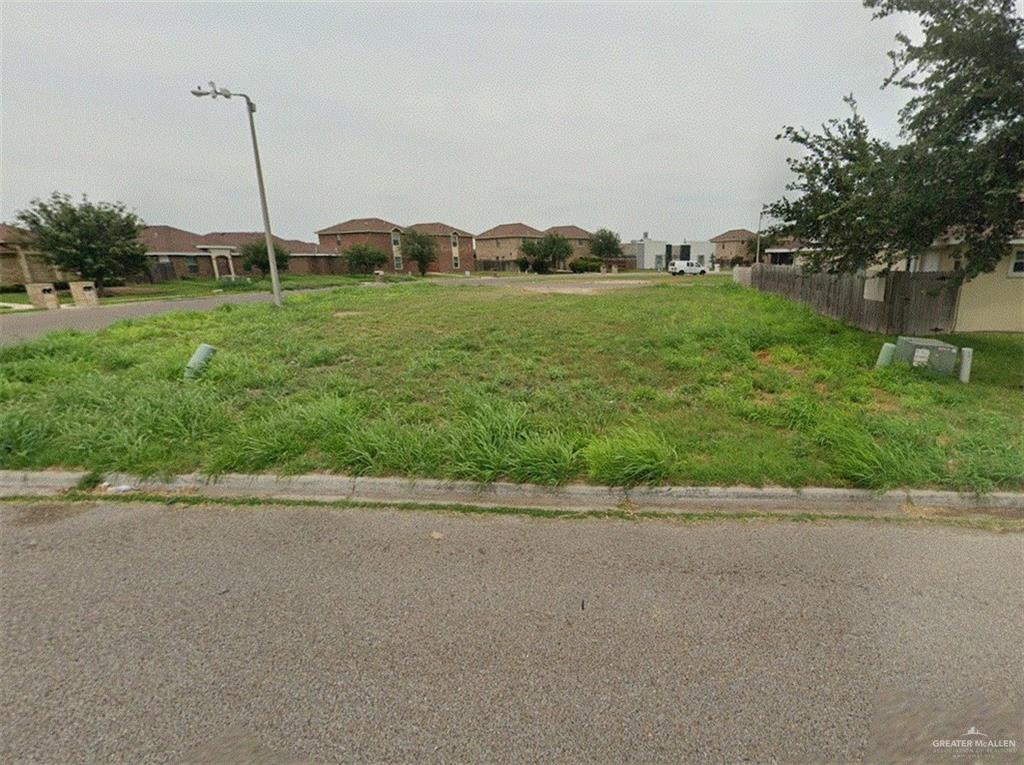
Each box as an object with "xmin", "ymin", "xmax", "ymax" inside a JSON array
[
  {"xmin": 0, "ymin": 291, "xmax": 284, "ymax": 346},
  {"xmin": 1, "ymin": 500, "xmax": 1021, "ymax": 763}
]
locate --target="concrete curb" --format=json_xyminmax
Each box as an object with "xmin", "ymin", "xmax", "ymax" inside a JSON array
[{"xmin": 2, "ymin": 469, "xmax": 1021, "ymax": 517}]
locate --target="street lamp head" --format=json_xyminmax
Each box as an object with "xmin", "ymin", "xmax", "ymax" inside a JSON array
[{"xmin": 190, "ymin": 86, "xmax": 210, "ymax": 97}]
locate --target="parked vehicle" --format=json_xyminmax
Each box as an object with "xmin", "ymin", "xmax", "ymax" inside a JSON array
[{"xmin": 668, "ymin": 260, "xmax": 706, "ymax": 275}]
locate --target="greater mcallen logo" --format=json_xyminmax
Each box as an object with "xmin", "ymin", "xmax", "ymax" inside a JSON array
[{"xmin": 932, "ymin": 726, "xmax": 1018, "ymax": 754}]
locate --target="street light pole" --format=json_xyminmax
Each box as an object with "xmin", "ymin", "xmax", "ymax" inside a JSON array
[
  {"xmin": 755, "ymin": 209, "xmax": 766, "ymax": 265},
  {"xmin": 191, "ymin": 82, "xmax": 283, "ymax": 307}
]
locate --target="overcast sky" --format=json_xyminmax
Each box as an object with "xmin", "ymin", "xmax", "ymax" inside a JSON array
[{"xmin": 2, "ymin": 2, "xmax": 919, "ymax": 243}]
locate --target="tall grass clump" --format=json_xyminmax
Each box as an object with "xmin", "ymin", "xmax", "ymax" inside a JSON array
[{"xmin": 583, "ymin": 427, "xmax": 678, "ymax": 486}]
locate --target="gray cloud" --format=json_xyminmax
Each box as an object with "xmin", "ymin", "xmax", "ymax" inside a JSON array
[{"xmin": 2, "ymin": 1, "xmax": 917, "ymax": 242}]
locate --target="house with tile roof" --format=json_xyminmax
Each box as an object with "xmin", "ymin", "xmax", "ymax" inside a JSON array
[
  {"xmin": 315, "ymin": 218, "xmax": 410, "ymax": 273},
  {"xmin": 710, "ymin": 228, "xmax": 757, "ymax": 266},
  {"xmin": 406, "ymin": 223, "xmax": 476, "ymax": 273},
  {"xmin": 139, "ymin": 226, "xmax": 322, "ymax": 279},
  {"xmin": 475, "ymin": 223, "xmax": 544, "ymax": 270},
  {"xmin": 0, "ymin": 223, "xmax": 68, "ymax": 286},
  {"xmin": 545, "ymin": 225, "xmax": 592, "ymax": 267}
]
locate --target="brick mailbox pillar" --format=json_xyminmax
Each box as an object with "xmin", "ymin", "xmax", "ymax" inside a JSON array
[
  {"xmin": 69, "ymin": 281, "xmax": 99, "ymax": 307},
  {"xmin": 25, "ymin": 283, "xmax": 60, "ymax": 310}
]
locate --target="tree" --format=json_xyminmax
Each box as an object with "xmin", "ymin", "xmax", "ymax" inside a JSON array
[
  {"xmin": 14, "ymin": 192, "xmax": 148, "ymax": 289},
  {"xmin": 240, "ymin": 239, "xmax": 290, "ymax": 274},
  {"xmin": 589, "ymin": 228, "xmax": 623, "ymax": 259},
  {"xmin": 401, "ymin": 229, "xmax": 438, "ymax": 276},
  {"xmin": 521, "ymin": 234, "xmax": 573, "ymax": 274},
  {"xmin": 344, "ymin": 244, "xmax": 387, "ymax": 274},
  {"xmin": 768, "ymin": 0, "xmax": 1023, "ymax": 278}
]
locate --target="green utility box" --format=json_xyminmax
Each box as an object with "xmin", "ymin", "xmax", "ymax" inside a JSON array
[{"xmin": 894, "ymin": 336, "xmax": 958, "ymax": 376}]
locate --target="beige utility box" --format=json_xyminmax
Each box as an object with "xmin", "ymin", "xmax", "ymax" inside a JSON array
[
  {"xmin": 25, "ymin": 283, "xmax": 60, "ymax": 310},
  {"xmin": 69, "ymin": 281, "xmax": 99, "ymax": 307}
]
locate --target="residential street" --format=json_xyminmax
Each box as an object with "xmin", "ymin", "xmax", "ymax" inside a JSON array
[
  {"xmin": 1, "ymin": 500, "xmax": 1021, "ymax": 763},
  {"xmin": 0, "ymin": 291, "xmax": 286, "ymax": 346}
]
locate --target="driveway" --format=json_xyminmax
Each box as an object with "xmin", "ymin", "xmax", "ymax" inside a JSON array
[
  {"xmin": 0, "ymin": 291, "xmax": 280, "ymax": 346},
  {"xmin": 1, "ymin": 501, "xmax": 1020, "ymax": 763}
]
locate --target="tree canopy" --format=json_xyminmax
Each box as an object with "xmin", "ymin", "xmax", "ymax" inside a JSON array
[
  {"xmin": 14, "ymin": 192, "xmax": 149, "ymax": 288},
  {"xmin": 768, "ymin": 0, "xmax": 1023, "ymax": 278},
  {"xmin": 344, "ymin": 244, "xmax": 387, "ymax": 274},
  {"xmin": 589, "ymin": 228, "xmax": 623, "ymax": 259},
  {"xmin": 240, "ymin": 239, "xmax": 290, "ymax": 274},
  {"xmin": 401, "ymin": 229, "xmax": 438, "ymax": 276},
  {"xmin": 521, "ymin": 234, "xmax": 573, "ymax": 274}
]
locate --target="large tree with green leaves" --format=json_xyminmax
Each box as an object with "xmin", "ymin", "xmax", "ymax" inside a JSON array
[
  {"xmin": 240, "ymin": 239, "xmax": 290, "ymax": 274},
  {"xmin": 768, "ymin": 0, "xmax": 1023, "ymax": 278},
  {"xmin": 521, "ymin": 233, "xmax": 573, "ymax": 274},
  {"xmin": 344, "ymin": 244, "xmax": 388, "ymax": 274},
  {"xmin": 401, "ymin": 229, "xmax": 438, "ymax": 276},
  {"xmin": 589, "ymin": 228, "xmax": 623, "ymax": 259},
  {"xmin": 14, "ymin": 192, "xmax": 149, "ymax": 288}
]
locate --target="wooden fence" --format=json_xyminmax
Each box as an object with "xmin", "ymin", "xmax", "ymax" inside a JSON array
[{"xmin": 743, "ymin": 264, "xmax": 959, "ymax": 335}]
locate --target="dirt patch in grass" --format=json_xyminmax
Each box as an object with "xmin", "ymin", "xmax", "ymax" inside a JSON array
[{"xmin": 332, "ymin": 311, "xmax": 362, "ymax": 318}]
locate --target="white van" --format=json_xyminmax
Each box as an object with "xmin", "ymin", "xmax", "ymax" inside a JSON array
[{"xmin": 668, "ymin": 260, "xmax": 707, "ymax": 275}]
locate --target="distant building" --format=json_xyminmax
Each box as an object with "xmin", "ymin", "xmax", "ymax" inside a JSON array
[
  {"xmin": 710, "ymin": 228, "xmax": 756, "ymax": 266},
  {"xmin": 140, "ymin": 226, "xmax": 321, "ymax": 279},
  {"xmin": 628, "ymin": 232, "xmax": 670, "ymax": 270},
  {"xmin": 0, "ymin": 223, "xmax": 67, "ymax": 286},
  {"xmin": 406, "ymin": 222, "xmax": 476, "ymax": 272},
  {"xmin": 315, "ymin": 217, "xmax": 410, "ymax": 273},
  {"xmin": 677, "ymin": 240, "xmax": 714, "ymax": 266},
  {"xmin": 545, "ymin": 225, "xmax": 592, "ymax": 267},
  {"xmin": 475, "ymin": 223, "xmax": 544, "ymax": 269}
]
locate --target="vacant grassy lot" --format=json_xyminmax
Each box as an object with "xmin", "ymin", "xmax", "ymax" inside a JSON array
[
  {"xmin": 0, "ymin": 274, "xmax": 379, "ymax": 308},
  {"xmin": 1, "ymin": 279, "xmax": 1021, "ymax": 490}
]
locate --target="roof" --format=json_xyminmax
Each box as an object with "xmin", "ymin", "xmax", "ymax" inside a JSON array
[
  {"xmin": 140, "ymin": 226, "xmax": 318, "ymax": 254},
  {"xmin": 546, "ymin": 225, "xmax": 592, "ymax": 239},
  {"xmin": 138, "ymin": 225, "xmax": 203, "ymax": 253},
  {"xmin": 710, "ymin": 228, "xmax": 756, "ymax": 243},
  {"xmin": 0, "ymin": 223, "xmax": 29, "ymax": 245},
  {"xmin": 200, "ymin": 232, "xmax": 318, "ymax": 254},
  {"xmin": 407, "ymin": 222, "xmax": 475, "ymax": 238},
  {"xmin": 316, "ymin": 218, "xmax": 402, "ymax": 236},
  {"xmin": 476, "ymin": 223, "xmax": 545, "ymax": 240}
]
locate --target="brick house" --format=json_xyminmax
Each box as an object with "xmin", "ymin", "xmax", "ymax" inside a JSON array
[
  {"xmin": 475, "ymin": 223, "xmax": 544, "ymax": 270},
  {"xmin": 545, "ymin": 225, "xmax": 592, "ymax": 267},
  {"xmin": 315, "ymin": 217, "xmax": 412, "ymax": 274},
  {"xmin": 140, "ymin": 226, "xmax": 322, "ymax": 279},
  {"xmin": 710, "ymin": 228, "xmax": 756, "ymax": 267},
  {"xmin": 406, "ymin": 223, "xmax": 476, "ymax": 272},
  {"xmin": 0, "ymin": 223, "xmax": 67, "ymax": 286}
]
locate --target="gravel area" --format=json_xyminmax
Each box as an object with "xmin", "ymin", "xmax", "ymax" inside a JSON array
[{"xmin": 1, "ymin": 500, "xmax": 1021, "ymax": 763}]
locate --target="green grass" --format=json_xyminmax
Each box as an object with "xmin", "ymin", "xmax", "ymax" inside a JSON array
[
  {"xmin": 1, "ymin": 278, "xmax": 1021, "ymax": 491},
  {"xmin": 0, "ymin": 274, "xmax": 381, "ymax": 307}
]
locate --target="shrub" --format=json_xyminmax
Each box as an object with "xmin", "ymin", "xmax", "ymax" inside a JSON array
[
  {"xmin": 570, "ymin": 257, "xmax": 603, "ymax": 273},
  {"xmin": 345, "ymin": 244, "xmax": 388, "ymax": 274}
]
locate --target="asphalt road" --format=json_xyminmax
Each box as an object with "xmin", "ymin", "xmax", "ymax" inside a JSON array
[
  {"xmin": 0, "ymin": 291, "xmax": 279, "ymax": 346},
  {"xmin": 1, "ymin": 501, "xmax": 1021, "ymax": 763}
]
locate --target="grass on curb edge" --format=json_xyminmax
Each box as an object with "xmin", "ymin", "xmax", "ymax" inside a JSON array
[{"xmin": 2, "ymin": 492, "xmax": 1020, "ymax": 532}]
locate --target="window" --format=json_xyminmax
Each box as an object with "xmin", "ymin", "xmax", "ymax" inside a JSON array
[
  {"xmin": 185, "ymin": 255, "xmax": 198, "ymax": 275},
  {"xmin": 452, "ymin": 252, "xmax": 460, "ymax": 270},
  {"xmin": 391, "ymin": 232, "xmax": 401, "ymax": 248},
  {"xmin": 394, "ymin": 254, "xmax": 403, "ymax": 270},
  {"xmin": 451, "ymin": 233, "xmax": 459, "ymax": 249},
  {"xmin": 1010, "ymin": 250, "xmax": 1024, "ymax": 276}
]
